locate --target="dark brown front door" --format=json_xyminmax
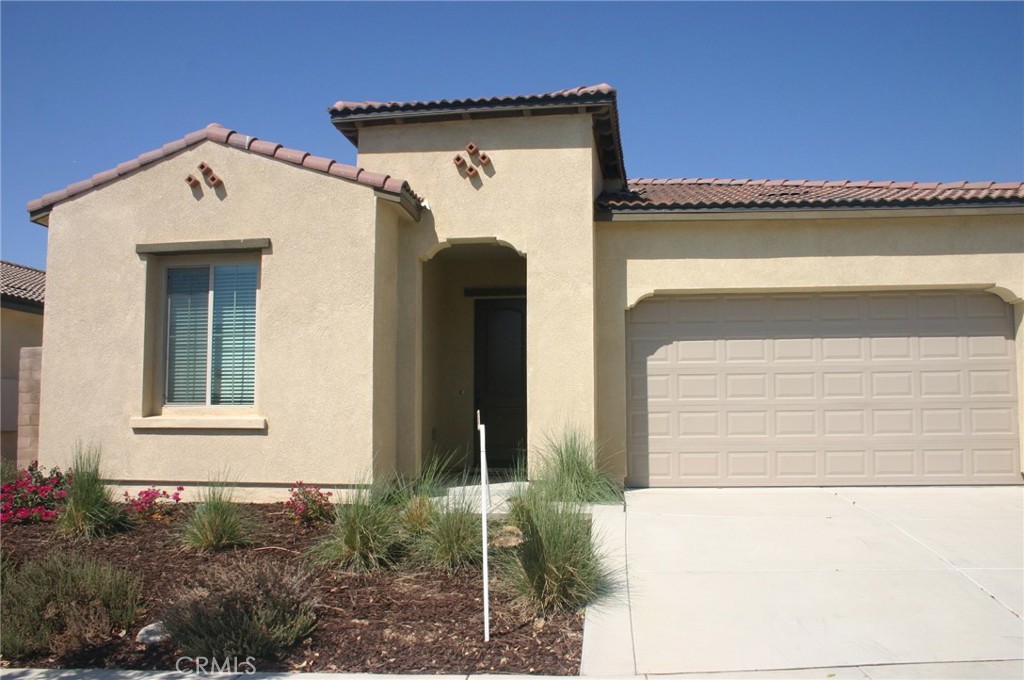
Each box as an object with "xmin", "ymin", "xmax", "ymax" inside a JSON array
[{"xmin": 474, "ymin": 298, "xmax": 526, "ymax": 469}]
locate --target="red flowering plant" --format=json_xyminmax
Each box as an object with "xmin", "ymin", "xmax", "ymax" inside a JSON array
[
  {"xmin": 123, "ymin": 485, "xmax": 184, "ymax": 520},
  {"xmin": 0, "ymin": 461, "xmax": 71, "ymax": 524},
  {"xmin": 284, "ymin": 481, "xmax": 334, "ymax": 525}
]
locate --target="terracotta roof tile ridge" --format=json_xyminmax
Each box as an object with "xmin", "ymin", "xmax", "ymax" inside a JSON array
[
  {"xmin": 627, "ymin": 177, "xmax": 1024, "ymax": 190},
  {"xmin": 330, "ymin": 83, "xmax": 616, "ymax": 114},
  {"xmin": 27, "ymin": 123, "xmax": 421, "ymax": 215}
]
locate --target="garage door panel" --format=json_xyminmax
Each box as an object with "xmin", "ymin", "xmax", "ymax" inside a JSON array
[
  {"xmin": 967, "ymin": 294, "xmax": 1010, "ymax": 318},
  {"xmin": 969, "ymin": 335, "xmax": 1012, "ymax": 358},
  {"xmin": 973, "ymin": 449, "xmax": 1018, "ymax": 475},
  {"xmin": 626, "ymin": 291, "xmax": 1021, "ymax": 487},
  {"xmin": 874, "ymin": 449, "xmax": 917, "ymax": 476},
  {"xmin": 969, "ymin": 370, "xmax": 1015, "ymax": 397},
  {"xmin": 775, "ymin": 373, "xmax": 817, "ymax": 399},
  {"xmin": 873, "ymin": 371, "xmax": 915, "ymax": 398},
  {"xmin": 918, "ymin": 294, "xmax": 961, "ymax": 319},
  {"xmin": 873, "ymin": 409, "xmax": 915, "ymax": 435}
]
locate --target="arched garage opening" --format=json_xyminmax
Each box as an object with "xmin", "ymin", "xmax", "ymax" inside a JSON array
[{"xmin": 626, "ymin": 290, "xmax": 1021, "ymax": 487}]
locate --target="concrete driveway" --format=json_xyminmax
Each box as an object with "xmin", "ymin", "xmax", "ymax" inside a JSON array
[{"xmin": 582, "ymin": 487, "xmax": 1023, "ymax": 678}]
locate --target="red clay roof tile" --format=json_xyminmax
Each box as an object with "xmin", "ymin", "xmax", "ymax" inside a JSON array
[
  {"xmin": 598, "ymin": 178, "xmax": 1024, "ymax": 212},
  {"xmin": 329, "ymin": 83, "xmax": 616, "ymax": 115},
  {"xmin": 27, "ymin": 124, "xmax": 421, "ymax": 220}
]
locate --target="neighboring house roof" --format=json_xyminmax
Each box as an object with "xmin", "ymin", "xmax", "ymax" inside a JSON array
[
  {"xmin": 598, "ymin": 178, "xmax": 1024, "ymax": 213},
  {"xmin": 330, "ymin": 84, "xmax": 627, "ymax": 184},
  {"xmin": 26, "ymin": 124, "xmax": 423, "ymax": 224},
  {"xmin": 1, "ymin": 260, "xmax": 45, "ymax": 310}
]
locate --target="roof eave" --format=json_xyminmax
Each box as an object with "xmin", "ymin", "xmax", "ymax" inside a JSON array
[
  {"xmin": 1, "ymin": 294, "xmax": 44, "ymax": 313},
  {"xmin": 29, "ymin": 208, "xmax": 50, "ymax": 227}
]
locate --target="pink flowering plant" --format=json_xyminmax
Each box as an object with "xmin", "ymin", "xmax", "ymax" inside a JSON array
[
  {"xmin": 0, "ymin": 462, "xmax": 71, "ymax": 524},
  {"xmin": 284, "ymin": 482, "xmax": 334, "ymax": 525},
  {"xmin": 123, "ymin": 485, "xmax": 184, "ymax": 520}
]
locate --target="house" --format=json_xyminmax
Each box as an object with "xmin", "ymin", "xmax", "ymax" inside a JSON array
[
  {"xmin": 1, "ymin": 260, "xmax": 45, "ymax": 466},
  {"xmin": 25, "ymin": 84, "xmax": 1024, "ymax": 496}
]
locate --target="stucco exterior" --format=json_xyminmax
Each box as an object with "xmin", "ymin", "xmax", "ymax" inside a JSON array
[
  {"xmin": 595, "ymin": 210, "xmax": 1024, "ymax": 479},
  {"xmin": 26, "ymin": 85, "xmax": 1024, "ymax": 495},
  {"xmin": 38, "ymin": 142, "xmax": 415, "ymax": 496},
  {"xmin": 358, "ymin": 114, "xmax": 600, "ymax": 475},
  {"xmin": 1, "ymin": 307, "xmax": 43, "ymax": 463}
]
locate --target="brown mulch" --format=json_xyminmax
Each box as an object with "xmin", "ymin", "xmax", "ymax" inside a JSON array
[{"xmin": 0, "ymin": 504, "xmax": 582, "ymax": 674}]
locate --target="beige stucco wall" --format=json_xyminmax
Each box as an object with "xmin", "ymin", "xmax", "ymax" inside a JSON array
[
  {"xmin": 358, "ymin": 114, "xmax": 599, "ymax": 473},
  {"xmin": 38, "ymin": 141, "xmax": 408, "ymax": 496},
  {"xmin": 1, "ymin": 307, "xmax": 43, "ymax": 463},
  {"xmin": 595, "ymin": 209, "xmax": 1024, "ymax": 480},
  {"xmin": 33, "ymin": 112, "xmax": 1024, "ymax": 494}
]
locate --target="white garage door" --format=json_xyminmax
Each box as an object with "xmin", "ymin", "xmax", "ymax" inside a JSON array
[{"xmin": 626, "ymin": 291, "xmax": 1021, "ymax": 487}]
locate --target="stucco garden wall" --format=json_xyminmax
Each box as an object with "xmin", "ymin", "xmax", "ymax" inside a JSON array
[
  {"xmin": 1, "ymin": 307, "xmax": 43, "ymax": 463},
  {"xmin": 595, "ymin": 209, "xmax": 1024, "ymax": 480},
  {"xmin": 358, "ymin": 114, "xmax": 599, "ymax": 473},
  {"xmin": 39, "ymin": 141, "xmax": 396, "ymax": 497}
]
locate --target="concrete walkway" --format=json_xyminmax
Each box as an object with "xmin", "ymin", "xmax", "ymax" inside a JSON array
[{"xmin": 582, "ymin": 486, "xmax": 1024, "ymax": 678}]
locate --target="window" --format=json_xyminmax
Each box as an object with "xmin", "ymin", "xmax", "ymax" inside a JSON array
[{"xmin": 166, "ymin": 263, "xmax": 257, "ymax": 405}]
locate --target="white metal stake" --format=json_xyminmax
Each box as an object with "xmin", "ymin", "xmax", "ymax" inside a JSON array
[{"xmin": 477, "ymin": 410, "xmax": 491, "ymax": 642}]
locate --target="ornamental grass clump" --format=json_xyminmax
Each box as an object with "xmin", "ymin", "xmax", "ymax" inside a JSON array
[
  {"xmin": 536, "ymin": 427, "xmax": 623, "ymax": 504},
  {"xmin": 181, "ymin": 484, "xmax": 254, "ymax": 550},
  {"xmin": 505, "ymin": 487, "xmax": 611, "ymax": 614},
  {"xmin": 58, "ymin": 444, "xmax": 133, "ymax": 537},
  {"xmin": 394, "ymin": 452, "xmax": 456, "ymax": 536},
  {"xmin": 309, "ymin": 487, "xmax": 403, "ymax": 572},
  {"xmin": 0, "ymin": 553, "xmax": 141, "ymax": 659},
  {"xmin": 412, "ymin": 488, "xmax": 482, "ymax": 572},
  {"xmin": 164, "ymin": 559, "xmax": 317, "ymax": 660}
]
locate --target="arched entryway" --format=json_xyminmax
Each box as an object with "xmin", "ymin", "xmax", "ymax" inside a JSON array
[{"xmin": 422, "ymin": 241, "xmax": 527, "ymax": 471}]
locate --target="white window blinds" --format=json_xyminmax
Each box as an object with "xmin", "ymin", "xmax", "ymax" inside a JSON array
[{"xmin": 166, "ymin": 263, "xmax": 257, "ymax": 405}]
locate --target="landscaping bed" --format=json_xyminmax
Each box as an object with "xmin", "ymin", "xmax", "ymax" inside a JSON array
[{"xmin": 1, "ymin": 503, "xmax": 583, "ymax": 674}]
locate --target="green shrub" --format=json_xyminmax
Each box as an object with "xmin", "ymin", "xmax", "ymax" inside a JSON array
[
  {"xmin": 536, "ymin": 427, "xmax": 622, "ymax": 504},
  {"xmin": 505, "ymin": 488, "xmax": 610, "ymax": 613},
  {"xmin": 181, "ymin": 484, "xmax": 254, "ymax": 550},
  {"xmin": 164, "ymin": 559, "xmax": 317, "ymax": 659},
  {"xmin": 283, "ymin": 482, "xmax": 334, "ymax": 526},
  {"xmin": 0, "ymin": 553, "xmax": 140, "ymax": 658},
  {"xmin": 58, "ymin": 444, "xmax": 132, "ymax": 537},
  {"xmin": 309, "ymin": 487, "xmax": 402, "ymax": 571},
  {"xmin": 412, "ymin": 490, "xmax": 482, "ymax": 571},
  {"xmin": 0, "ymin": 458, "xmax": 18, "ymax": 485}
]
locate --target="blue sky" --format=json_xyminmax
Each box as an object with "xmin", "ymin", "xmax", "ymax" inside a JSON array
[{"xmin": 2, "ymin": 1, "xmax": 1022, "ymax": 270}]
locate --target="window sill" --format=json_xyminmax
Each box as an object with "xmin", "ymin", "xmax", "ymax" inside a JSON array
[{"xmin": 129, "ymin": 416, "xmax": 267, "ymax": 431}]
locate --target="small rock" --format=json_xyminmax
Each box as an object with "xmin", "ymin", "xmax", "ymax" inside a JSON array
[{"xmin": 135, "ymin": 621, "xmax": 171, "ymax": 646}]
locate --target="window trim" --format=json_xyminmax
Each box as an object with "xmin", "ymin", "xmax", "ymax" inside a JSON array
[{"xmin": 149, "ymin": 252, "xmax": 261, "ymax": 415}]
